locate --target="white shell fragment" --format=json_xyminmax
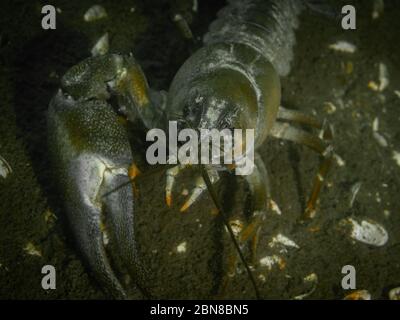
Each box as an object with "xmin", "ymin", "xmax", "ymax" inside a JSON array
[
  {"xmin": 369, "ymin": 63, "xmax": 390, "ymax": 92},
  {"xmin": 176, "ymin": 241, "xmax": 187, "ymax": 253},
  {"xmin": 389, "ymin": 287, "xmax": 400, "ymax": 300},
  {"xmin": 84, "ymin": 5, "xmax": 107, "ymax": 22},
  {"xmin": 91, "ymin": 33, "xmax": 109, "ymax": 57},
  {"xmin": 269, "ymin": 199, "xmax": 282, "ymax": 215},
  {"xmin": 373, "ymin": 132, "xmax": 388, "ymax": 148},
  {"xmin": 371, "ymin": 116, "xmax": 388, "ymax": 148},
  {"xmin": 259, "ymin": 255, "xmax": 285, "ymax": 270},
  {"xmin": 269, "ymin": 234, "xmax": 299, "ymax": 253},
  {"xmin": 293, "ymin": 273, "xmax": 318, "ymax": 300},
  {"xmin": 341, "ymin": 218, "xmax": 388, "ymax": 247},
  {"xmin": 393, "ymin": 151, "xmax": 400, "ymax": 167},
  {"xmin": 349, "ymin": 182, "xmax": 362, "ymax": 208},
  {"xmin": 378, "ymin": 63, "xmax": 389, "ymax": 91},
  {"xmin": 323, "ymin": 102, "xmax": 337, "ymax": 114},
  {"xmin": 328, "ymin": 41, "xmax": 357, "ymax": 54},
  {"xmin": 372, "ymin": 117, "xmax": 379, "ymax": 132},
  {"xmin": 24, "ymin": 242, "xmax": 42, "ymax": 257},
  {"xmin": 334, "ymin": 153, "xmax": 346, "ymax": 167},
  {"xmin": 344, "ymin": 290, "xmax": 371, "ymax": 300},
  {"xmin": 0, "ymin": 155, "xmax": 12, "ymax": 179}
]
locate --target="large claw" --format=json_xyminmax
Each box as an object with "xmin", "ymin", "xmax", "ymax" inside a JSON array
[{"xmin": 47, "ymin": 54, "xmax": 154, "ymax": 299}]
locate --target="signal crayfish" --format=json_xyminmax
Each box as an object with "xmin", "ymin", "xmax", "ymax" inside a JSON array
[{"xmin": 47, "ymin": 0, "xmax": 335, "ymax": 299}]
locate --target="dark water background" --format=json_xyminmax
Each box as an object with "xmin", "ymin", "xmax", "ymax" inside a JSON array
[{"xmin": 0, "ymin": 0, "xmax": 399, "ymax": 299}]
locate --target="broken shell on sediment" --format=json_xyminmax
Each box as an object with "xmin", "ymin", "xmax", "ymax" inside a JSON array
[
  {"xmin": 259, "ymin": 255, "xmax": 285, "ymax": 271},
  {"xmin": 23, "ymin": 242, "xmax": 42, "ymax": 257},
  {"xmin": 0, "ymin": 155, "xmax": 12, "ymax": 179},
  {"xmin": 269, "ymin": 234, "xmax": 299, "ymax": 254},
  {"xmin": 344, "ymin": 290, "xmax": 371, "ymax": 300},
  {"xmin": 340, "ymin": 218, "xmax": 388, "ymax": 247},
  {"xmin": 84, "ymin": 5, "xmax": 107, "ymax": 22},
  {"xmin": 389, "ymin": 287, "xmax": 400, "ymax": 300},
  {"xmin": 91, "ymin": 33, "xmax": 109, "ymax": 57},
  {"xmin": 293, "ymin": 273, "xmax": 318, "ymax": 300},
  {"xmin": 328, "ymin": 41, "xmax": 357, "ymax": 54}
]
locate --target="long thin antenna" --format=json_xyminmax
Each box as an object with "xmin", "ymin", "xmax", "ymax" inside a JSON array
[{"xmin": 200, "ymin": 165, "xmax": 261, "ymax": 300}]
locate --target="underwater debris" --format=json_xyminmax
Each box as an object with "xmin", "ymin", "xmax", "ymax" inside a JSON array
[
  {"xmin": 378, "ymin": 63, "xmax": 389, "ymax": 91},
  {"xmin": 91, "ymin": 33, "xmax": 109, "ymax": 57},
  {"xmin": 369, "ymin": 63, "xmax": 390, "ymax": 92},
  {"xmin": 228, "ymin": 219, "xmax": 244, "ymax": 237},
  {"xmin": 372, "ymin": 0, "xmax": 384, "ymax": 20},
  {"xmin": 328, "ymin": 41, "xmax": 357, "ymax": 54},
  {"xmin": 192, "ymin": 0, "xmax": 198, "ymax": 12},
  {"xmin": 383, "ymin": 209, "xmax": 390, "ymax": 219},
  {"xmin": 323, "ymin": 102, "xmax": 337, "ymax": 114},
  {"xmin": 373, "ymin": 132, "xmax": 388, "ymax": 148},
  {"xmin": 173, "ymin": 14, "xmax": 193, "ymax": 40},
  {"xmin": 269, "ymin": 234, "xmax": 299, "ymax": 253},
  {"xmin": 176, "ymin": 241, "xmax": 187, "ymax": 253},
  {"xmin": 269, "ymin": 199, "xmax": 282, "ymax": 215},
  {"xmin": 333, "ymin": 153, "xmax": 346, "ymax": 167},
  {"xmin": 258, "ymin": 274, "xmax": 266, "ymax": 282},
  {"xmin": 372, "ymin": 117, "xmax": 379, "ymax": 132},
  {"xmin": 349, "ymin": 182, "xmax": 362, "ymax": 208},
  {"xmin": 389, "ymin": 287, "xmax": 400, "ymax": 300},
  {"xmin": 259, "ymin": 255, "xmax": 285, "ymax": 271},
  {"xmin": 43, "ymin": 208, "xmax": 57, "ymax": 225},
  {"xmin": 23, "ymin": 243, "xmax": 42, "ymax": 257},
  {"xmin": 392, "ymin": 151, "xmax": 400, "ymax": 167},
  {"xmin": 0, "ymin": 155, "xmax": 12, "ymax": 179},
  {"xmin": 84, "ymin": 5, "xmax": 107, "ymax": 22},
  {"xmin": 293, "ymin": 273, "xmax": 318, "ymax": 300},
  {"xmin": 340, "ymin": 218, "xmax": 388, "ymax": 247},
  {"xmin": 344, "ymin": 290, "xmax": 371, "ymax": 300},
  {"xmin": 368, "ymin": 81, "xmax": 379, "ymax": 91}
]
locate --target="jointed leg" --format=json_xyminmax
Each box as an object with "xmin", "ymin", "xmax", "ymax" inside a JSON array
[
  {"xmin": 165, "ymin": 164, "xmax": 220, "ymax": 212},
  {"xmin": 220, "ymin": 153, "xmax": 270, "ymax": 295},
  {"xmin": 277, "ymin": 106, "xmax": 323, "ymax": 129},
  {"xmin": 180, "ymin": 166, "xmax": 220, "ymax": 212},
  {"xmin": 165, "ymin": 164, "xmax": 187, "ymax": 207},
  {"xmin": 271, "ymin": 107, "xmax": 334, "ymax": 219},
  {"xmin": 240, "ymin": 153, "xmax": 271, "ymax": 260}
]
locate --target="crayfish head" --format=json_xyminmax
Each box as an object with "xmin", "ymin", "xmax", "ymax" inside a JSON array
[{"xmin": 179, "ymin": 67, "xmax": 258, "ymax": 134}]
